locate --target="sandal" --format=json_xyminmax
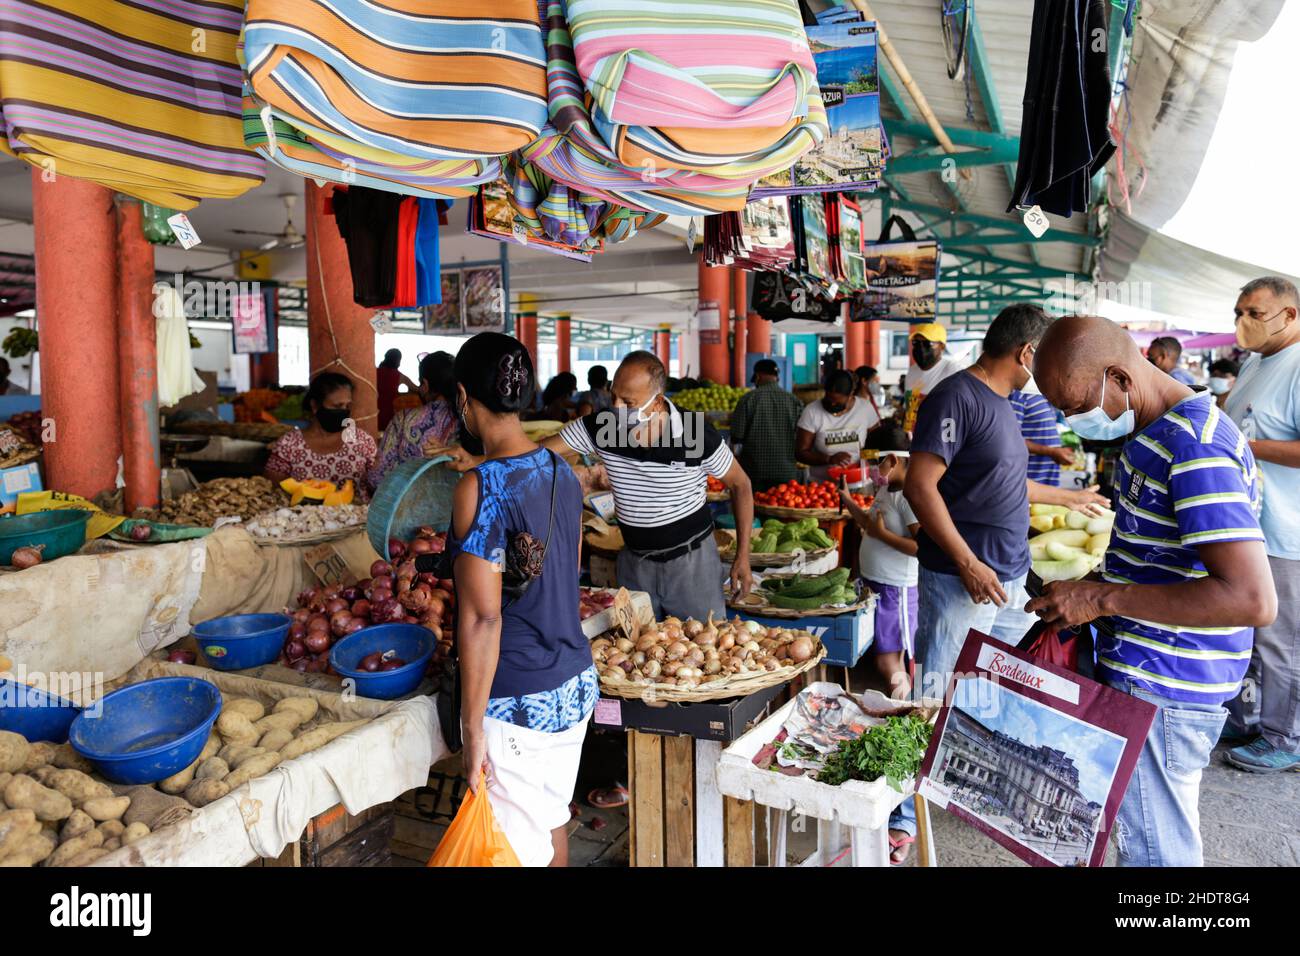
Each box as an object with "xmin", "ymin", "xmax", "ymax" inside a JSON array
[
  {"xmin": 888, "ymin": 831, "xmax": 915, "ymax": 866},
  {"xmin": 587, "ymin": 784, "xmax": 629, "ymax": 809}
]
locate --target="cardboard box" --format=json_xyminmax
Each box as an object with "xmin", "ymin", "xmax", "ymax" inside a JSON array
[
  {"xmin": 0, "ymin": 461, "xmax": 41, "ymax": 514},
  {"xmin": 593, "ymin": 683, "xmax": 784, "ymax": 742}
]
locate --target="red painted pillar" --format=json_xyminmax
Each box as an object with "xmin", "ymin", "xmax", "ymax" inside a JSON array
[
  {"xmin": 863, "ymin": 319, "xmax": 881, "ymax": 368},
  {"xmin": 250, "ymin": 352, "xmax": 279, "ymax": 390},
  {"xmin": 555, "ymin": 313, "xmax": 571, "ymax": 374},
  {"xmin": 305, "ymin": 181, "xmax": 378, "ymax": 437},
  {"xmin": 697, "ymin": 258, "xmax": 730, "ymax": 385},
  {"xmin": 747, "ymin": 311, "xmax": 772, "ymax": 355},
  {"xmin": 115, "ymin": 199, "xmax": 160, "ymax": 512},
  {"xmin": 843, "ymin": 302, "xmax": 866, "ymax": 373},
  {"xmin": 654, "ymin": 328, "xmax": 671, "ymax": 368},
  {"xmin": 32, "ymin": 170, "xmax": 122, "ymax": 498},
  {"xmin": 731, "ymin": 268, "xmax": 747, "ymax": 387}
]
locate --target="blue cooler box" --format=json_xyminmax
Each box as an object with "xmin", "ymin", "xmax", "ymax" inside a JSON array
[{"xmin": 735, "ymin": 603, "xmax": 875, "ymax": 668}]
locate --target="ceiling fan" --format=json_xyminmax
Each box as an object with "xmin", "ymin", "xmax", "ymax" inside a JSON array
[{"xmin": 231, "ymin": 193, "xmax": 304, "ymax": 251}]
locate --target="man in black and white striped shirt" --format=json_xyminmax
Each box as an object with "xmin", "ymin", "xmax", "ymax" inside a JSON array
[{"xmin": 448, "ymin": 351, "xmax": 754, "ymax": 620}]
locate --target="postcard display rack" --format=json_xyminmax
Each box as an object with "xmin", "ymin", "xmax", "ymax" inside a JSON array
[{"xmin": 716, "ymin": 689, "xmax": 940, "ymax": 868}]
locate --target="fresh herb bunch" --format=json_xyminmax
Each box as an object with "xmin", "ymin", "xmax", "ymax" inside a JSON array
[
  {"xmin": 2, "ymin": 327, "xmax": 38, "ymax": 358},
  {"xmin": 815, "ymin": 714, "xmax": 933, "ymax": 791}
]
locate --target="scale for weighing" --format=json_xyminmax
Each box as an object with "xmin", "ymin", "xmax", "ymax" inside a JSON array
[{"xmin": 159, "ymin": 433, "xmax": 211, "ymax": 499}]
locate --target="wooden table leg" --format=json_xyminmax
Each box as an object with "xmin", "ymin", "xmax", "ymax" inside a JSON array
[
  {"xmin": 694, "ymin": 739, "xmax": 724, "ymax": 867},
  {"xmin": 724, "ymin": 796, "xmax": 754, "ymax": 867},
  {"xmin": 663, "ymin": 734, "xmax": 694, "ymax": 867},
  {"xmin": 630, "ymin": 731, "xmax": 664, "ymax": 867}
]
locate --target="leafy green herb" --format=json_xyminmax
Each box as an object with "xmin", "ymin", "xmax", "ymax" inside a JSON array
[{"xmin": 815, "ymin": 714, "xmax": 933, "ymax": 792}]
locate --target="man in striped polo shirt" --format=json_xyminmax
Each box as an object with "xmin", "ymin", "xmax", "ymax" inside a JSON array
[
  {"xmin": 1028, "ymin": 315, "xmax": 1276, "ymax": 867},
  {"xmin": 1010, "ymin": 387, "xmax": 1074, "ymax": 486}
]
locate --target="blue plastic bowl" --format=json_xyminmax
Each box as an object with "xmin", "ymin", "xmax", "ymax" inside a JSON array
[
  {"xmin": 0, "ymin": 510, "xmax": 91, "ymax": 565},
  {"xmin": 0, "ymin": 679, "xmax": 82, "ymax": 743},
  {"xmin": 330, "ymin": 624, "xmax": 434, "ymax": 700},
  {"xmin": 190, "ymin": 613, "xmax": 291, "ymax": 671},
  {"xmin": 69, "ymin": 676, "xmax": 222, "ymax": 784},
  {"xmin": 368, "ymin": 455, "xmax": 458, "ymax": 559}
]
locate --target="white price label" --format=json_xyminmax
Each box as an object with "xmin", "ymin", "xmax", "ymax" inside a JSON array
[
  {"xmin": 1022, "ymin": 205, "xmax": 1050, "ymax": 238},
  {"xmin": 685, "ymin": 216, "xmax": 699, "ymax": 251},
  {"xmin": 511, "ymin": 220, "xmax": 529, "ymax": 244},
  {"xmin": 369, "ymin": 314, "xmax": 393, "ymax": 334},
  {"xmin": 166, "ymin": 213, "xmax": 201, "ymax": 249}
]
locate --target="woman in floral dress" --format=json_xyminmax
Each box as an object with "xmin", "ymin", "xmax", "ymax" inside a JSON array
[
  {"xmin": 367, "ymin": 351, "xmax": 459, "ymax": 493},
  {"xmin": 264, "ymin": 372, "xmax": 377, "ymax": 501}
]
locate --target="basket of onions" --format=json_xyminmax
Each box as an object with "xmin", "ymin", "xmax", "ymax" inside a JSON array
[
  {"xmin": 592, "ymin": 612, "xmax": 825, "ymax": 703},
  {"xmin": 278, "ymin": 530, "xmax": 455, "ymax": 675}
]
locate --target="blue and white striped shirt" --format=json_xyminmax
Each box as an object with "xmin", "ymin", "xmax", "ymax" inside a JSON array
[
  {"xmin": 1011, "ymin": 390, "xmax": 1064, "ymax": 485},
  {"xmin": 1099, "ymin": 393, "xmax": 1263, "ymax": 704}
]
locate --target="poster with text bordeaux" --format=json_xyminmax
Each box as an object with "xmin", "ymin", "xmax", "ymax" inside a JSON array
[{"xmin": 917, "ymin": 631, "xmax": 1155, "ymax": 867}]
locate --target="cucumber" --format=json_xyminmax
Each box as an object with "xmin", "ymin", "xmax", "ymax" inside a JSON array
[
  {"xmin": 778, "ymin": 568, "xmax": 850, "ymax": 599},
  {"xmin": 806, "ymin": 529, "xmax": 834, "ymax": 549},
  {"xmin": 768, "ymin": 592, "xmax": 834, "ymax": 610}
]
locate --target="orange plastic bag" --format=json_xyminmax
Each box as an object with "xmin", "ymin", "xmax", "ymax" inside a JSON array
[{"xmin": 427, "ymin": 773, "xmax": 521, "ymax": 867}]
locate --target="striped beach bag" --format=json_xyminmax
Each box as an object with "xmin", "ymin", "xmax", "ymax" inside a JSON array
[
  {"xmin": 0, "ymin": 0, "xmax": 264, "ymax": 208},
  {"xmin": 243, "ymin": 0, "xmax": 548, "ymax": 163}
]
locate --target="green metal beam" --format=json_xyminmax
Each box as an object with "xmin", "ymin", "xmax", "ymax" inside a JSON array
[
  {"xmin": 887, "ymin": 198, "xmax": 1032, "ymax": 235},
  {"xmin": 941, "ymin": 232, "xmax": 1100, "ymax": 248},
  {"xmin": 878, "ymin": 64, "xmax": 914, "ymax": 124},
  {"xmin": 883, "ymin": 120, "xmax": 1018, "ymax": 153},
  {"xmin": 944, "ymin": 250, "xmax": 1076, "ymax": 279},
  {"xmin": 887, "ymin": 143, "xmax": 1021, "ymax": 175}
]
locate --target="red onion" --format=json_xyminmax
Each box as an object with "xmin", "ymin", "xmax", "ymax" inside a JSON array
[
  {"xmin": 417, "ymin": 526, "xmax": 437, "ymax": 538},
  {"xmin": 408, "ymin": 537, "xmax": 432, "ymax": 555},
  {"xmin": 368, "ymin": 586, "xmax": 393, "ymax": 606},
  {"xmin": 382, "ymin": 601, "xmax": 407, "ymax": 623},
  {"xmin": 324, "ymin": 597, "xmax": 348, "ymax": 615},
  {"xmin": 296, "ymin": 588, "xmax": 318, "ymax": 607},
  {"xmin": 399, "ymin": 583, "xmax": 432, "ymax": 612},
  {"xmin": 379, "ymin": 658, "xmax": 407, "ymax": 671},
  {"xmin": 130, "ymin": 523, "xmax": 153, "ymax": 542},
  {"xmin": 350, "ymin": 598, "xmax": 371, "ymax": 619},
  {"xmin": 360, "ymin": 652, "xmax": 384, "ymax": 672},
  {"xmin": 292, "ymin": 608, "xmax": 311, "ymax": 624},
  {"xmin": 285, "ymin": 638, "xmax": 307, "ymax": 661},
  {"xmin": 307, "ymin": 618, "xmax": 330, "ymax": 636},
  {"xmin": 370, "ymin": 559, "xmax": 393, "ymax": 579},
  {"xmin": 305, "ymin": 659, "xmax": 328, "ymax": 673},
  {"xmin": 416, "ymin": 572, "xmax": 438, "ymax": 586},
  {"xmin": 304, "ymin": 631, "xmax": 330, "ymax": 654},
  {"xmin": 340, "ymin": 585, "xmax": 361, "ymax": 603},
  {"xmin": 370, "ymin": 573, "xmax": 394, "ymax": 592},
  {"xmin": 330, "ymin": 610, "xmax": 354, "ymax": 637},
  {"xmin": 356, "ymin": 577, "xmax": 372, "ymax": 592},
  {"xmin": 291, "ymin": 658, "xmax": 310, "ymax": 673},
  {"xmin": 437, "ymin": 579, "xmax": 454, "ymax": 592},
  {"xmin": 10, "ymin": 545, "xmax": 44, "ymax": 569},
  {"xmin": 343, "ymin": 618, "xmax": 366, "ymax": 635},
  {"xmin": 404, "ymin": 615, "xmax": 419, "ymax": 624},
  {"xmin": 369, "ymin": 597, "xmax": 397, "ymax": 620},
  {"xmin": 387, "ymin": 538, "xmax": 407, "ymax": 561},
  {"xmin": 289, "ymin": 621, "xmax": 307, "ymax": 640},
  {"xmin": 427, "ymin": 537, "xmax": 446, "ymax": 554},
  {"xmin": 167, "ymin": 649, "xmax": 196, "ymax": 665}
]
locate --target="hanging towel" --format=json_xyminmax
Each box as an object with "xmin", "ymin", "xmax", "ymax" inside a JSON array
[
  {"xmin": 155, "ymin": 286, "xmax": 204, "ymax": 406},
  {"xmin": 243, "ymin": 0, "xmax": 548, "ymax": 162},
  {"xmin": 0, "ymin": 0, "xmax": 264, "ymax": 208},
  {"xmin": 415, "ymin": 199, "xmax": 442, "ymax": 308},
  {"xmin": 332, "ymin": 186, "xmax": 403, "ymax": 308}
]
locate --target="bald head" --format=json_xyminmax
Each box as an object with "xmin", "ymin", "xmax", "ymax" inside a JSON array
[{"xmin": 1033, "ymin": 315, "xmax": 1151, "ymax": 418}]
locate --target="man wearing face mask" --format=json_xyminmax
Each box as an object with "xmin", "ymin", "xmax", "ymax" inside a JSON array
[
  {"xmin": 1207, "ymin": 358, "xmax": 1238, "ymax": 408},
  {"xmin": 1220, "ymin": 277, "xmax": 1300, "ymax": 774},
  {"xmin": 447, "ymin": 351, "xmax": 754, "ymax": 620},
  {"xmin": 905, "ymin": 306, "xmax": 1109, "ymax": 700},
  {"xmin": 1026, "ymin": 314, "xmax": 1275, "ymax": 866},
  {"xmin": 903, "ymin": 323, "xmax": 965, "ymax": 433}
]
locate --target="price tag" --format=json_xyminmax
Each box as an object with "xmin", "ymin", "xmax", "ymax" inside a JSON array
[
  {"xmin": 511, "ymin": 220, "xmax": 529, "ymax": 244},
  {"xmin": 369, "ymin": 314, "xmax": 394, "ymax": 334},
  {"xmin": 166, "ymin": 213, "xmax": 201, "ymax": 249},
  {"xmin": 1022, "ymin": 205, "xmax": 1050, "ymax": 238},
  {"xmin": 685, "ymin": 216, "xmax": 699, "ymax": 252},
  {"xmin": 594, "ymin": 698, "xmax": 622, "ymax": 727},
  {"xmin": 304, "ymin": 543, "xmax": 356, "ymax": 587}
]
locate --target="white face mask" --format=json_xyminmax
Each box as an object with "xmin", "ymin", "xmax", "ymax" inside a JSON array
[{"xmin": 1207, "ymin": 377, "xmax": 1231, "ymax": 396}]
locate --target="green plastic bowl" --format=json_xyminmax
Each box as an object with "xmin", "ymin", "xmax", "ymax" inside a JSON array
[
  {"xmin": 368, "ymin": 456, "xmax": 459, "ymax": 559},
  {"xmin": 0, "ymin": 510, "xmax": 91, "ymax": 566}
]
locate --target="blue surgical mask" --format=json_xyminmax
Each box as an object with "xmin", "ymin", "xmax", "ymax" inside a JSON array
[
  {"xmin": 1208, "ymin": 376, "xmax": 1231, "ymax": 396},
  {"xmin": 1066, "ymin": 372, "xmax": 1135, "ymax": 441}
]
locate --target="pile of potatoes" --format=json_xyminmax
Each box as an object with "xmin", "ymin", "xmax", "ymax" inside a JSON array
[
  {"xmin": 0, "ymin": 732, "xmax": 150, "ymax": 867},
  {"xmin": 158, "ymin": 695, "xmax": 365, "ymax": 809},
  {"xmin": 0, "ymin": 693, "xmax": 365, "ymax": 866}
]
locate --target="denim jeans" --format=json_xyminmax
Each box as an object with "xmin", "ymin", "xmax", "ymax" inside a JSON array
[
  {"xmin": 914, "ymin": 566, "xmax": 1037, "ymax": 703},
  {"xmin": 1110, "ymin": 682, "xmax": 1227, "ymax": 867}
]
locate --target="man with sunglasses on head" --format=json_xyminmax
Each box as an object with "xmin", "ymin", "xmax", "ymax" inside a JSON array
[{"xmin": 1220, "ymin": 276, "xmax": 1300, "ymax": 774}]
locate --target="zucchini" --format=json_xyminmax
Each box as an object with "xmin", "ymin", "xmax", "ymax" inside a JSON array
[
  {"xmin": 768, "ymin": 592, "xmax": 835, "ymax": 610},
  {"xmin": 778, "ymin": 568, "xmax": 850, "ymax": 599}
]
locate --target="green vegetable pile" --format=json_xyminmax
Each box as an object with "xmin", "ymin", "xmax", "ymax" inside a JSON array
[
  {"xmin": 754, "ymin": 517, "xmax": 835, "ymax": 555},
  {"xmin": 2, "ymin": 327, "xmax": 38, "ymax": 359},
  {"xmin": 762, "ymin": 568, "xmax": 856, "ymax": 610},
  {"xmin": 815, "ymin": 714, "xmax": 934, "ymax": 792}
]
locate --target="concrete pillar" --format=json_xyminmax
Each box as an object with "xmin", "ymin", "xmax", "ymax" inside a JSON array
[
  {"xmin": 747, "ymin": 311, "xmax": 772, "ymax": 355},
  {"xmin": 863, "ymin": 319, "xmax": 881, "ymax": 369},
  {"xmin": 697, "ymin": 258, "xmax": 730, "ymax": 385},
  {"xmin": 514, "ymin": 292, "xmax": 538, "ymax": 370},
  {"xmin": 843, "ymin": 302, "xmax": 866, "ymax": 373},
  {"xmin": 305, "ymin": 181, "xmax": 379, "ymax": 436},
  {"xmin": 731, "ymin": 268, "xmax": 747, "ymax": 387},
  {"xmin": 654, "ymin": 328, "xmax": 671, "ymax": 369},
  {"xmin": 31, "ymin": 170, "xmax": 122, "ymax": 498},
  {"xmin": 115, "ymin": 199, "xmax": 160, "ymax": 512},
  {"xmin": 555, "ymin": 313, "xmax": 571, "ymax": 374}
]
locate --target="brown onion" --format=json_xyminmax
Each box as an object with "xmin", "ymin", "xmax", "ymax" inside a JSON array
[{"xmin": 417, "ymin": 525, "xmax": 437, "ymax": 538}]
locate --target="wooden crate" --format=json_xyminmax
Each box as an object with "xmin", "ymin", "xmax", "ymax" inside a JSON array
[{"xmin": 250, "ymin": 802, "xmax": 394, "ymax": 868}]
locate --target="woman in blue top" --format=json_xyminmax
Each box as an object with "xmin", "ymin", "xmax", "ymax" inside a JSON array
[{"xmin": 448, "ymin": 332, "xmax": 596, "ymax": 867}]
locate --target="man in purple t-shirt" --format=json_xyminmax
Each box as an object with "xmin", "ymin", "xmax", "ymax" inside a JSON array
[{"xmin": 904, "ymin": 306, "xmax": 1108, "ymax": 699}]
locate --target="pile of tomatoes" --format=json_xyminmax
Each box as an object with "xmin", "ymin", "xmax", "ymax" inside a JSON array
[
  {"xmin": 706, "ymin": 475, "xmax": 726, "ymax": 493},
  {"xmin": 755, "ymin": 480, "xmax": 871, "ymax": 510}
]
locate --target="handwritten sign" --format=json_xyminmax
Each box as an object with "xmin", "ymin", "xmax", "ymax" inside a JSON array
[{"xmin": 304, "ymin": 543, "xmax": 356, "ymax": 587}]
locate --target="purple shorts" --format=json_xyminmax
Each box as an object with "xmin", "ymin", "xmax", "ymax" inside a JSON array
[{"xmin": 864, "ymin": 580, "xmax": 918, "ymax": 656}]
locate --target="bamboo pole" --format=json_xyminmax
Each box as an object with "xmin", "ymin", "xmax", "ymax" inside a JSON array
[{"xmin": 850, "ymin": 0, "xmax": 972, "ymax": 180}]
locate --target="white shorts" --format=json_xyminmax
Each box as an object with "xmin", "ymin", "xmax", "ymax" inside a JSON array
[{"xmin": 483, "ymin": 714, "xmax": 590, "ymax": 867}]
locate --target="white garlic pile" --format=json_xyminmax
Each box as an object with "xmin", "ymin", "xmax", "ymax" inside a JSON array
[{"xmin": 244, "ymin": 504, "xmax": 368, "ymax": 539}]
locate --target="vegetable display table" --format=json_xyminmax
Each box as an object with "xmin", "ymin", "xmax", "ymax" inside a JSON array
[{"xmin": 716, "ymin": 695, "xmax": 939, "ymax": 868}]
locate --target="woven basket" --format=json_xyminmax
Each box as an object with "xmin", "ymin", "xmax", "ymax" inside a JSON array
[
  {"xmin": 706, "ymin": 491, "xmax": 730, "ymax": 503},
  {"xmin": 728, "ymin": 592, "xmax": 874, "ymax": 619},
  {"xmin": 250, "ymin": 524, "xmax": 366, "ymax": 547},
  {"xmin": 755, "ymin": 504, "xmax": 846, "ymax": 521},
  {"xmin": 717, "ymin": 544, "xmax": 837, "ymax": 569},
  {"xmin": 597, "ymin": 644, "xmax": 826, "ymax": 703}
]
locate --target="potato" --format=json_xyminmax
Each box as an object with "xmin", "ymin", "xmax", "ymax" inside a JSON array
[
  {"xmin": 223, "ymin": 698, "xmax": 266, "ymax": 722},
  {"xmin": 100, "ymin": 838, "xmax": 122, "ymax": 852},
  {"xmin": 183, "ymin": 778, "xmax": 229, "ymax": 808},
  {"xmin": 48, "ymin": 769, "xmax": 113, "ymax": 805},
  {"xmin": 195, "ymin": 757, "xmax": 229, "ymax": 781},
  {"xmin": 216, "ymin": 712, "xmax": 258, "ymax": 745},
  {"xmin": 258, "ymin": 728, "xmax": 293, "ymax": 752},
  {"xmin": 252, "ymin": 712, "xmax": 300, "ymax": 737},
  {"xmin": 279, "ymin": 720, "xmax": 366, "ymax": 761},
  {"xmin": 0, "ymin": 731, "xmax": 30, "ymax": 773},
  {"xmin": 159, "ymin": 731, "xmax": 222, "ymax": 795},
  {"xmin": 121, "ymin": 822, "xmax": 150, "ymax": 846},
  {"xmin": 65, "ymin": 846, "xmax": 110, "ymax": 867},
  {"xmin": 21, "ymin": 742, "xmax": 56, "ymax": 773},
  {"xmin": 198, "ymin": 731, "xmax": 222, "ymax": 763},
  {"xmin": 51, "ymin": 744, "xmax": 94, "ymax": 774},
  {"xmin": 4, "ymin": 774, "xmax": 73, "ymax": 822},
  {"xmin": 0, "ymin": 770, "xmax": 11, "ymax": 796},
  {"xmin": 97, "ymin": 819, "xmax": 125, "ymax": 840},
  {"xmin": 123, "ymin": 787, "xmax": 190, "ymax": 831},
  {"xmin": 217, "ymin": 742, "xmax": 262, "ymax": 766},
  {"xmin": 224, "ymin": 752, "xmax": 281, "ymax": 789},
  {"xmin": 81, "ymin": 796, "xmax": 130, "ymax": 822},
  {"xmin": 26, "ymin": 765, "xmax": 57, "ymax": 786},
  {"xmin": 45, "ymin": 827, "xmax": 103, "ymax": 867},
  {"xmin": 0, "ymin": 831, "xmax": 54, "ymax": 867},
  {"xmin": 59, "ymin": 809, "xmax": 95, "ymax": 843},
  {"xmin": 0, "ymin": 808, "xmax": 38, "ymax": 857},
  {"xmin": 272, "ymin": 696, "xmax": 318, "ymax": 725}
]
